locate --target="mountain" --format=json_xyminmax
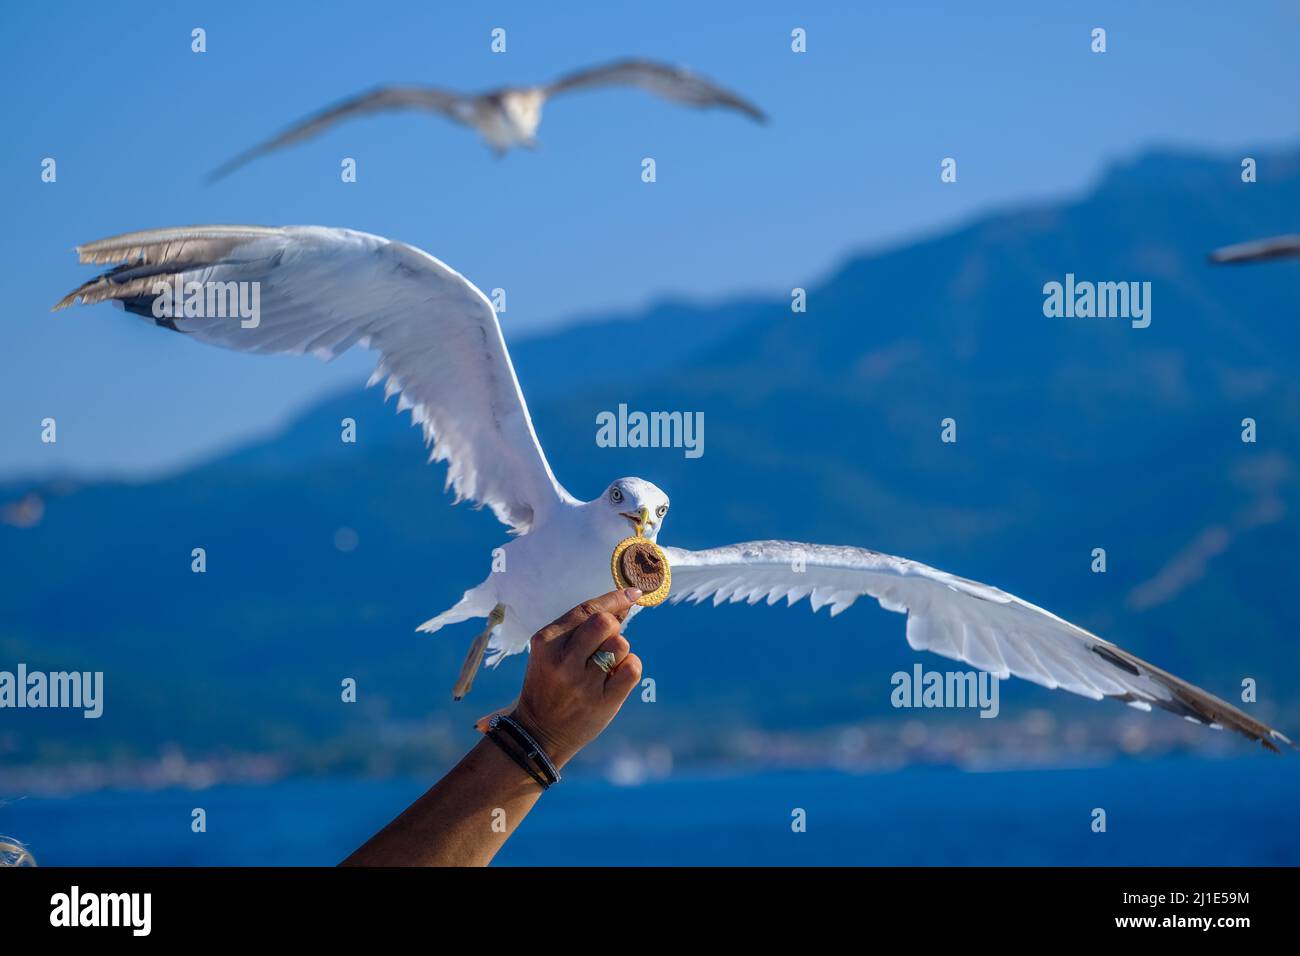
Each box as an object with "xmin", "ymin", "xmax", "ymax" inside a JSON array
[{"xmin": 4, "ymin": 144, "xmax": 1299, "ymax": 776}]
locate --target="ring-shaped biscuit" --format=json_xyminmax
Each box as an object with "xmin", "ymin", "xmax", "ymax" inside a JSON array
[{"xmin": 611, "ymin": 535, "xmax": 672, "ymax": 606}]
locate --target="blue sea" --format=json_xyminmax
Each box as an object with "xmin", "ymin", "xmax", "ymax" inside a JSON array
[{"xmin": 6, "ymin": 754, "xmax": 1299, "ymax": 866}]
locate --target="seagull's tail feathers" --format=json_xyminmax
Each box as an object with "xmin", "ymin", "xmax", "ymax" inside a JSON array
[{"xmin": 416, "ymin": 583, "xmax": 496, "ymax": 635}]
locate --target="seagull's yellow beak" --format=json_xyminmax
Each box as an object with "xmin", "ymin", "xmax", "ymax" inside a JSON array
[{"xmin": 619, "ymin": 507, "xmax": 651, "ymax": 536}]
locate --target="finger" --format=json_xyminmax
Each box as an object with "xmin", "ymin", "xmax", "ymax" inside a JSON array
[
  {"xmin": 585, "ymin": 632, "xmax": 630, "ymax": 678},
  {"xmin": 531, "ymin": 588, "xmax": 641, "ymax": 648},
  {"xmin": 567, "ymin": 612, "xmax": 624, "ymax": 670},
  {"xmin": 604, "ymin": 652, "xmax": 643, "ymax": 701}
]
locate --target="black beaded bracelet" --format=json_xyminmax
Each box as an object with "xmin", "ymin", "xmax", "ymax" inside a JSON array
[
  {"xmin": 487, "ymin": 713, "xmax": 561, "ymax": 788},
  {"xmin": 485, "ymin": 722, "xmax": 552, "ymax": 790},
  {"xmin": 498, "ymin": 714, "xmax": 562, "ymax": 786}
]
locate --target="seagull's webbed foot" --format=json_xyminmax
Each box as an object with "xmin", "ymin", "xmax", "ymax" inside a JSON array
[
  {"xmin": 474, "ymin": 699, "xmax": 518, "ymax": 734},
  {"xmin": 452, "ymin": 603, "xmax": 506, "ymax": 701}
]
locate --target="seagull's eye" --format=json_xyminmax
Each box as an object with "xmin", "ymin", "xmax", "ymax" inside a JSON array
[
  {"xmin": 656, "ymin": 504, "xmax": 668, "ymax": 518},
  {"xmin": 610, "ymin": 487, "xmax": 624, "ymax": 504}
]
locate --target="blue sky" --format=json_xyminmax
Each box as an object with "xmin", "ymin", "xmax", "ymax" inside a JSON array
[{"xmin": 3, "ymin": 0, "xmax": 1298, "ymax": 478}]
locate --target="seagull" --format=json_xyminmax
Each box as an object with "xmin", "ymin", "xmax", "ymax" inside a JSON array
[
  {"xmin": 1209, "ymin": 234, "xmax": 1300, "ymax": 264},
  {"xmin": 54, "ymin": 224, "xmax": 1294, "ymax": 751},
  {"xmin": 208, "ymin": 58, "xmax": 766, "ymax": 181}
]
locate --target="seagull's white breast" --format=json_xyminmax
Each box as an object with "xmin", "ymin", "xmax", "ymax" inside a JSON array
[
  {"xmin": 485, "ymin": 506, "xmax": 640, "ymax": 658},
  {"xmin": 477, "ymin": 108, "xmax": 525, "ymax": 150}
]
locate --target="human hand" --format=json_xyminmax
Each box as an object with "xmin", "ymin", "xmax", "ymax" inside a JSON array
[{"xmin": 510, "ymin": 588, "xmax": 645, "ymax": 768}]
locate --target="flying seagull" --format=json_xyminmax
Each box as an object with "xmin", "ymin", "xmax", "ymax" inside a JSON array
[
  {"xmin": 1209, "ymin": 234, "xmax": 1300, "ymax": 264},
  {"xmin": 208, "ymin": 58, "xmax": 766, "ymax": 181},
  {"xmin": 54, "ymin": 225, "xmax": 1293, "ymax": 752}
]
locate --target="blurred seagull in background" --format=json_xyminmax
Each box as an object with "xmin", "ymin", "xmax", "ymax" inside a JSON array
[
  {"xmin": 54, "ymin": 224, "xmax": 1295, "ymax": 752},
  {"xmin": 208, "ymin": 58, "xmax": 766, "ymax": 181},
  {"xmin": 1209, "ymin": 234, "xmax": 1300, "ymax": 264}
]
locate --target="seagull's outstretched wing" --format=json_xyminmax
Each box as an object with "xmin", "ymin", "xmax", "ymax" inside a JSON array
[
  {"xmin": 208, "ymin": 86, "xmax": 469, "ymax": 181},
  {"xmin": 544, "ymin": 58, "xmax": 767, "ymax": 123},
  {"xmin": 54, "ymin": 225, "xmax": 574, "ymax": 532},
  {"xmin": 663, "ymin": 540, "xmax": 1292, "ymax": 751},
  {"xmin": 1209, "ymin": 234, "xmax": 1300, "ymax": 264}
]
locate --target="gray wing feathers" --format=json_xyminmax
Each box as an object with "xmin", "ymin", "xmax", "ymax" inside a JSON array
[
  {"xmin": 53, "ymin": 226, "xmax": 285, "ymax": 311},
  {"xmin": 545, "ymin": 58, "xmax": 767, "ymax": 122},
  {"xmin": 664, "ymin": 540, "xmax": 1292, "ymax": 752},
  {"xmin": 209, "ymin": 87, "xmax": 468, "ymax": 181},
  {"xmin": 1209, "ymin": 234, "xmax": 1300, "ymax": 264},
  {"xmin": 53, "ymin": 225, "xmax": 570, "ymax": 531}
]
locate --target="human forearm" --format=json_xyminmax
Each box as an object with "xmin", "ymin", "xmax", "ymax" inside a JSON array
[
  {"xmin": 344, "ymin": 589, "xmax": 642, "ymax": 867},
  {"xmin": 341, "ymin": 736, "xmax": 553, "ymax": 867}
]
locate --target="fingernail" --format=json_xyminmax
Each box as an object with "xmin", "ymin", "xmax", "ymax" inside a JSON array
[{"xmin": 624, "ymin": 587, "xmax": 643, "ymax": 602}]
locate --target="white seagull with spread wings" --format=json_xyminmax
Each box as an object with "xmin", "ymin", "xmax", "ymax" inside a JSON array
[
  {"xmin": 209, "ymin": 58, "xmax": 766, "ymax": 180},
  {"xmin": 55, "ymin": 225, "xmax": 1293, "ymax": 751}
]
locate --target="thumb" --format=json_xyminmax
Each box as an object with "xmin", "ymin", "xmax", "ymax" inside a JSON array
[{"xmin": 531, "ymin": 588, "xmax": 642, "ymax": 646}]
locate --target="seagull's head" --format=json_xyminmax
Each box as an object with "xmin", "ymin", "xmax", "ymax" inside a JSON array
[{"xmin": 599, "ymin": 477, "xmax": 669, "ymax": 542}]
